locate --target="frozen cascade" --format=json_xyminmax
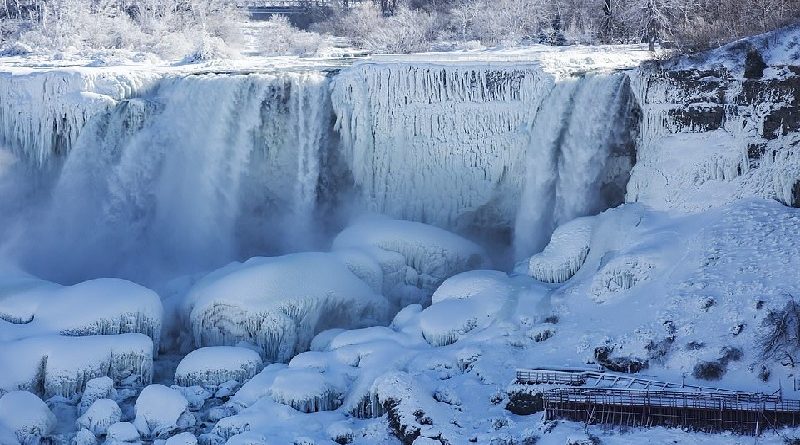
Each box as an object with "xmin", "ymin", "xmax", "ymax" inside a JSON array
[
  {"xmin": 3, "ymin": 72, "xmax": 333, "ymax": 284},
  {"xmin": 331, "ymin": 64, "xmax": 553, "ymax": 233},
  {"xmin": 514, "ymin": 73, "xmax": 638, "ymax": 258}
]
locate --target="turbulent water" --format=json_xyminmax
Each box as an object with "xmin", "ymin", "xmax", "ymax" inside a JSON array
[{"xmin": 0, "ymin": 64, "xmax": 638, "ymax": 284}]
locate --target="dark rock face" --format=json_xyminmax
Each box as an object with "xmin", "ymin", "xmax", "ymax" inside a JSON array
[
  {"xmin": 505, "ymin": 386, "xmax": 544, "ymax": 415},
  {"xmin": 634, "ymin": 56, "xmax": 800, "ymax": 207},
  {"xmin": 594, "ymin": 346, "xmax": 648, "ymax": 373},
  {"xmin": 744, "ymin": 48, "xmax": 767, "ymax": 79}
]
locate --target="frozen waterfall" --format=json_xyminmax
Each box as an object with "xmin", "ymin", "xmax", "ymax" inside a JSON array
[
  {"xmin": 1, "ymin": 72, "xmax": 334, "ymax": 284},
  {"xmin": 0, "ymin": 63, "xmax": 638, "ymax": 283}
]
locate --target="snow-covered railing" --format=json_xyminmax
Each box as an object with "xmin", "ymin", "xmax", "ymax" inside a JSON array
[{"xmin": 515, "ymin": 368, "xmax": 774, "ymax": 395}]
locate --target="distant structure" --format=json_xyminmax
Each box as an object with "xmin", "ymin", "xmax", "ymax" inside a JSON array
[
  {"xmin": 236, "ymin": 0, "xmax": 394, "ymax": 18},
  {"xmin": 513, "ymin": 368, "xmax": 800, "ymax": 435}
]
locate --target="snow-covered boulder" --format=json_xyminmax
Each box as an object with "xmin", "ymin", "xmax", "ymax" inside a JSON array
[
  {"xmin": 105, "ymin": 422, "xmax": 140, "ymax": 444},
  {"xmin": 333, "ymin": 217, "xmax": 490, "ymax": 307},
  {"xmin": 73, "ymin": 428, "xmax": 97, "ymax": 445},
  {"xmin": 522, "ymin": 216, "xmax": 593, "ymax": 283},
  {"xmin": 174, "ymin": 347, "xmax": 262, "ymax": 390},
  {"xmin": 164, "ymin": 432, "xmax": 197, "ymax": 445},
  {"xmin": 77, "ymin": 399, "xmax": 121, "ymax": 436},
  {"xmin": 79, "ymin": 377, "xmax": 117, "ymax": 415},
  {"xmin": 419, "ymin": 271, "xmax": 515, "ymax": 346},
  {"xmin": 32, "ymin": 279, "xmax": 163, "ymax": 353},
  {"xmin": 0, "ymin": 391, "xmax": 56, "ymax": 445},
  {"xmin": 270, "ymin": 368, "xmax": 348, "ymax": 413},
  {"xmin": 0, "ymin": 333, "xmax": 153, "ymax": 398},
  {"xmin": 132, "ymin": 385, "xmax": 190, "ymax": 438},
  {"xmin": 185, "ymin": 253, "xmax": 390, "ymax": 362}
]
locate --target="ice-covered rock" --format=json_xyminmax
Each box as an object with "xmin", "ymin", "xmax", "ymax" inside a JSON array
[
  {"xmin": 419, "ymin": 271, "xmax": 515, "ymax": 346},
  {"xmin": 30, "ymin": 279, "xmax": 163, "ymax": 353},
  {"xmin": 77, "ymin": 399, "xmax": 121, "ymax": 436},
  {"xmin": 79, "ymin": 377, "xmax": 117, "ymax": 415},
  {"xmin": 589, "ymin": 255, "xmax": 657, "ymax": 302},
  {"xmin": 73, "ymin": 428, "xmax": 97, "ymax": 445},
  {"xmin": 174, "ymin": 347, "xmax": 262, "ymax": 390},
  {"xmin": 164, "ymin": 432, "xmax": 197, "ymax": 445},
  {"xmin": 133, "ymin": 385, "xmax": 189, "ymax": 438},
  {"xmin": 269, "ymin": 368, "xmax": 348, "ymax": 413},
  {"xmin": 333, "ymin": 217, "xmax": 490, "ymax": 307},
  {"xmin": 185, "ymin": 252, "xmax": 389, "ymax": 362},
  {"xmin": 522, "ymin": 217, "xmax": 594, "ymax": 283},
  {"xmin": 0, "ymin": 333, "xmax": 153, "ymax": 398},
  {"xmin": 171, "ymin": 386, "xmax": 212, "ymax": 411},
  {"xmin": 105, "ymin": 422, "xmax": 140, "ymax": 444},
  {"xmin": 0, "ymin": 391, "xmax": 56, "ymax": 445}
]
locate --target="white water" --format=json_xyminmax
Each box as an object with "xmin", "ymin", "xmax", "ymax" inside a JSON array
[{"xmin": 1, "ymin": 72, "xmax": 332, "ymax": 284}]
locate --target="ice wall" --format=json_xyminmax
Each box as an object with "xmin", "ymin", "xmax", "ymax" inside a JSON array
[{"xmin": 331, "ymin": 64, "xmax": 551, "ymax": 234}]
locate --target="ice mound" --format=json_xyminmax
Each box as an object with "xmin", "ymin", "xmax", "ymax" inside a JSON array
[
  {"xmin": 0, "ymin": 391, "xmax": 56, "ymax": 445},
  {"xmin": 185, "ymin": 252, "xmax": 390, "ymax": 362},
  {"xmin": 73, "ymin": 428, "xmax": 97, "ymax": 445},
  {"xmin": 174, "ymin": 347, "xmax": 263, "ymax": 389},
  {"xmin": 523, "ymin": 217, "xmax": 594, "ymax": 283},
  {"xmin": 105, "ymin": 422, "xmax": 140, "ymax": 444},
  {"xmin": 333, "ymin": 217, "xmax": 491, "ymax": 307},
  {"xmin": 269, "ymin": 368, "xmax": 348, "ymax": 413},
  {"xmin": 28, "ymin": 279, "xmax": 163, "ymax": 352},
  {"xmin": 165, "ymin": 432, "xmax": 197, "ymax": 445},
  {"xmin": 419, "ymin": 271, "xmax": 515, "ymax": 346},
  {"xmin": 133, "ymin": 385, "xmax": 191, "ymax": 438},
  {"xmin": 76, "ymin": 398, "xmax": 121, "ymax": 436},
  {"xmin": 79, "ymin": 377, "xmax": 117, "ymax": 415},
  {"xmin": 589, "ymin": 254, "xmax": 658, "ymax": 302},
  {"xmin": 0, "ymin": 333, "xmax": 153, "ymax": 398}
]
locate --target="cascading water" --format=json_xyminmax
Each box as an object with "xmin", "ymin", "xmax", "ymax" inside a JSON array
[
  {"xmin": 0, "ymin": 72, "xmax": 333, "ymax": 285},
  {"xmin": 514, "ymin": 73, "xmax": 639, "ymax": 258}
]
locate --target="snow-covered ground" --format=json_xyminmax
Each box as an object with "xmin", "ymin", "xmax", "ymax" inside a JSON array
[{"xmin": 0, "ymin": 27, "xmax": 799, "ymax": 445}]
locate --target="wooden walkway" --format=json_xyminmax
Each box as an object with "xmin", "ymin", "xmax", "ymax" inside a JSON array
[{"xmin": 515, "ymin": 368, "xmax": 800, "ymax": 435}]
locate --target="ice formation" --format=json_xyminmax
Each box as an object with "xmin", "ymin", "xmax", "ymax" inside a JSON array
[
  {"xmin": 165, "ymin": 432, "xmax": 198, "ymax": 445},
  {"xmin": 76, "ymin": 398, "xmax": 121, "ymax": 436},
  {"xmin": 0, "ymin": 69, "xmax": 158, "ymax": 165},
  {"xmin": 0, "ymin": 391, "xmax": 56, "ymax": 445},
  {"xmin": 133, "ymin": 385, "xmax": 190, "ymax": 438},
  {"xmin": 0, "ymin": 333, "xmax": 153, "ymax": 398},
  {"xmin": 522, "ymin": 216, "xmax": 594, "ymax": 283},
  {"xmin": 185, "ymin": 252, "xmax": 390, "ymax": 362},
  {"xmin": 174, "ymin": 347, "xmax": 263, "ymax": 389},
  {"xmin": 269, "ymin": 367, "xmax": 348, "ymax": 413},
  {"xmin": 419, "ymin": 270, "xmax": 516, "ymax": 346},
  {"xmin": 514, "ymin": 73, "xmax": 638, "ymax": 257},
  {"xmin": 1, "ymin": 71, "xmax": 335, "ymax": 284},
  {"xmin": 331, "ymin": 63, "xmax": 550, "ymax": 232},
  {"xmin": 78, "ymin": 377, "xmax": 117, "ymax": 415},
  {"xmin": 105, "ymin": 422, "xmax": 140, "ymax": 444},
  {"xmin": 333, "ymin": 217, "xmax": 490, "ymax": 307}
]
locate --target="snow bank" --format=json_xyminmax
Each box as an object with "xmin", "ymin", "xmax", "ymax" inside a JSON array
[
  {"xmin": 0, "ymin": 391, "xmax": 55, "ymax": 445},
  {"xmin": 522, "ymin": 217, "xmax": 594, "ymax": 283},
  {"xmin": 133, "ymin": 385, "xmax": 190, "ymax": 438},
  {"xmin": 185, "ymin": 252, "xmax": 390, "ymax": 362},
  {"xmin": 174, "ymin": 347, "xmax": 263, "ymax": 389},
  {"xmin": 333, "ymin": 217, "xmax": 490, "ymax": 307}
]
